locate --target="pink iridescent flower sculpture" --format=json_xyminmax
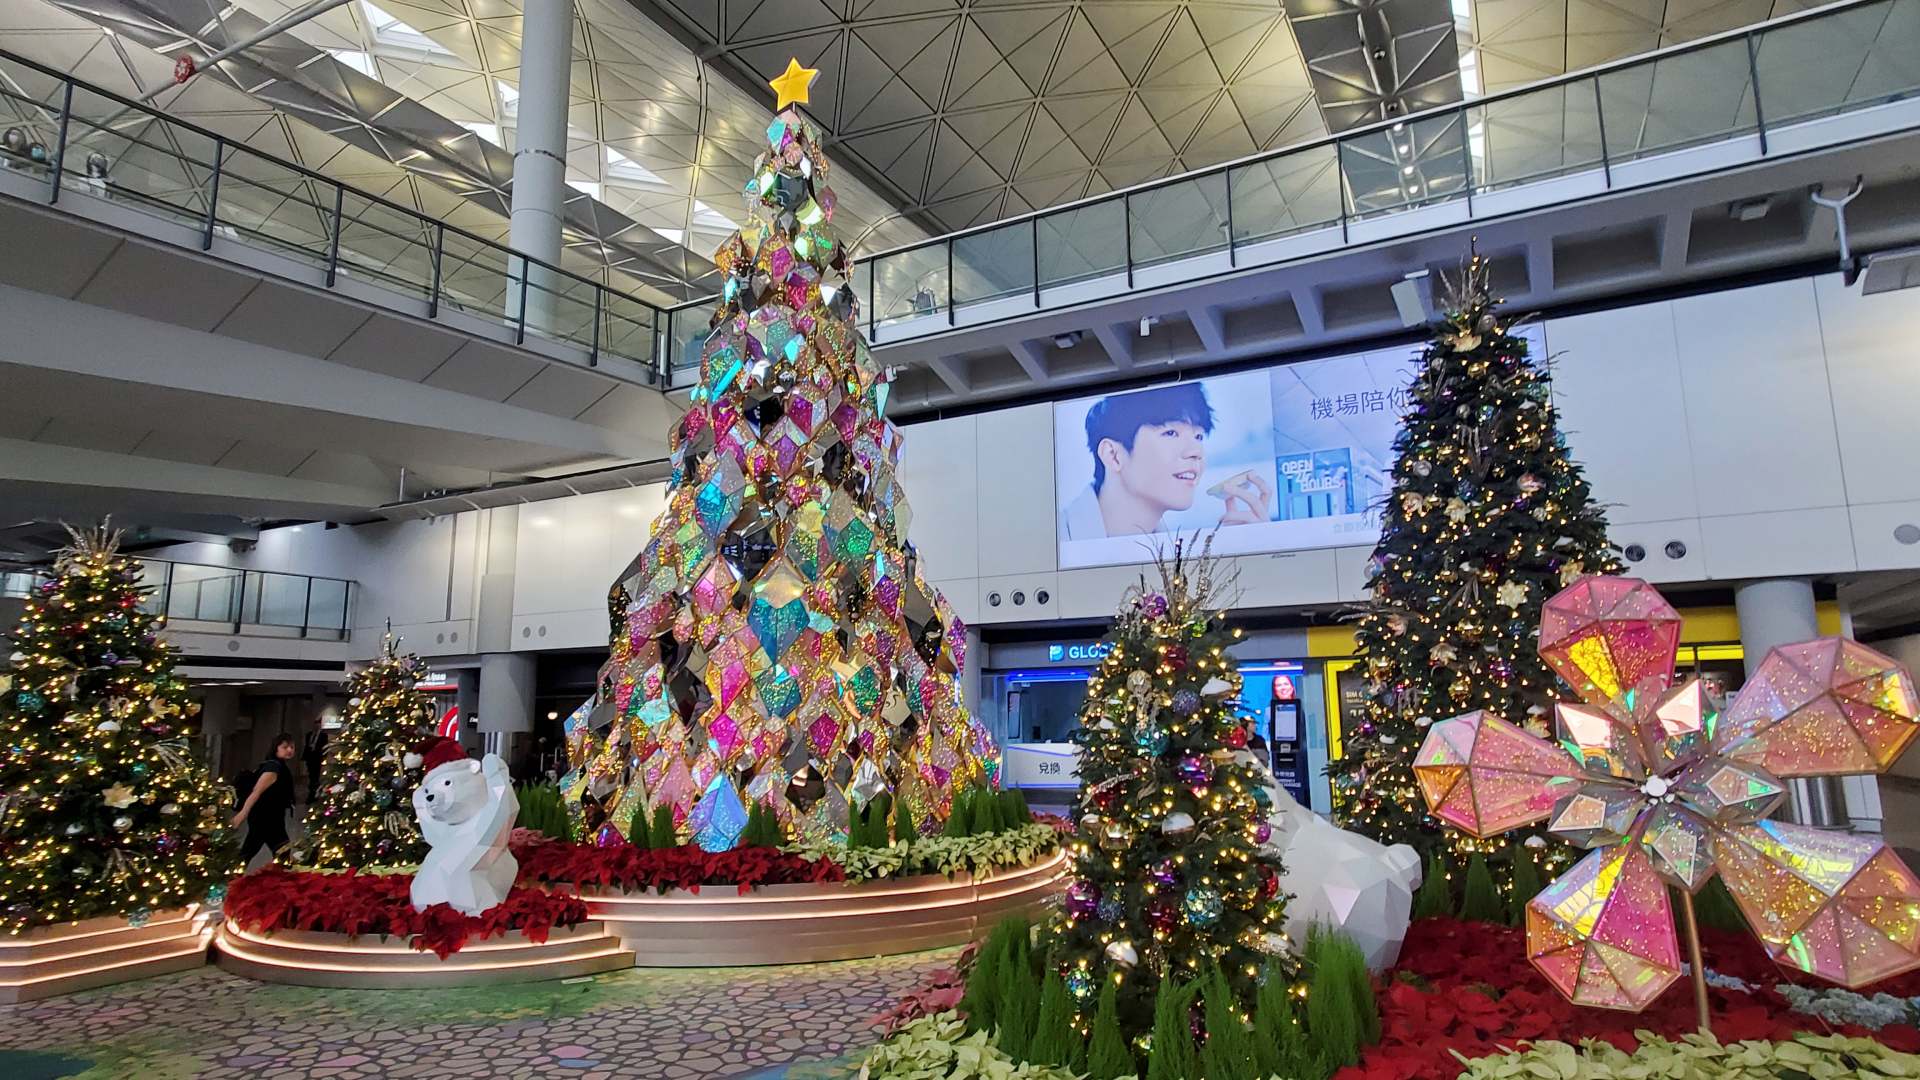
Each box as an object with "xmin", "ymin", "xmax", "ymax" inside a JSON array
[{"xmin": 1414, "ymin": 575, "xmax": 1920, "ymax": 1010}]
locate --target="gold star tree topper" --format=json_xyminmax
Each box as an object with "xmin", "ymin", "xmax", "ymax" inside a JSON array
[{"xmin": 769, "ymin": 57, "xmax": 819, "ymax": 110}]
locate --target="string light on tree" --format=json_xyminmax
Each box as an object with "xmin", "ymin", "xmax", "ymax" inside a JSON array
[
  {"xmin": 1049, "ymin": 537, "xmax": 1295, "ymax": 1044},
  {"xmin": 295, "ymin": 631, "xmax": 436, "ymax": 868},
  {"xmin": 0, "ymin": 524, "xmax": 236, "ymax": 929},
  {"xmin": 1326, "ymin": 250, "xmax": 1621, "ymax": 894}
]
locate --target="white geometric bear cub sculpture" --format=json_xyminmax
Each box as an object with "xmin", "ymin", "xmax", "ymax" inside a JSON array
[
  {"xmin": 1236, "ymin": 749, "xmax": 1422, "ymax": 972},
  {"xmin": 410, "ymin": 738, "xmax": 520, "ymax": 916}
]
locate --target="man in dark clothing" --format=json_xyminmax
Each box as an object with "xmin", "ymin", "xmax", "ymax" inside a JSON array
[
  {"xmin": 302, "ymin": 730, "xmax": 328, "ymax": 801},
  {"xmin": 233, "ymin": 734, "xmax": 297, "ymax": 869}
]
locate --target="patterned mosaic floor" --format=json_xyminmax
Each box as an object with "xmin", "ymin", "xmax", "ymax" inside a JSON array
[{"xmin": 0, "ymin": 949, "xmax": 950, "ymax": 1079}]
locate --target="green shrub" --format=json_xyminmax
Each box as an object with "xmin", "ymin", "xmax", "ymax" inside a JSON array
[
  {"xmin": 1085, "ymin": 979, "xmax": 1133, "ymax": 1080},
  {"xmin": 1508, "ymin": 842, "xmax": 1542, "ymax": 927},
  {"xmin": 1254, "ymin": 968, "xmax": 1316, "ymax": 1080},
  {"xmin": 1305, "ymin": 927, "xmax": 1376, "ymax": 1068},
  {"xmin": 893, "ymin": 800, "xmax": 920, "ymax": 843},
  {"xmin": 1199, "ymin": 966, "xmax": 1258, "ymax": 1080},
  {"xmin": 1692, "ymin": 876, "xmax": 1748, "ymax": 933},
  {"xmin": 647, "ymin": 804, "xmax": 677, "ymax": 850},
  {"xmin": 995, "ymin": 924, "xmax": 1039, "ymax": 1059},
  {"xmin": 1411, "ymin": 850, "xmax": 1451, "ymax": 920},
  {"xmin": 737, "ymin": 801, "xmax": 783, "ymax": 848},
  {"xmin": 999, "ymin": 787, "xmax": 1032, "ymax": 828},
  {"xmin": 1460, "ymin": 852, "xmax": 1502, "ymax": 923},
  {"xmin": 962, "ymin": 918, "xmax": 1025, "ymax": 1035},
  {"xmin": 515, "ymin": 784, "xmax": 572, "ymax": 842},
  {"xmin": 968, "ymin": 785, "xmax": 1003, "ymax": 836},
  {"xmin": 944, "ymin": 788, "xmax": 974, "ymax": 837},
  {"xmin": 1144, "ymin": 977, "xmax": 1198, "ymax": 1080},
  {"xmin": 1027, "ymin": 969, "xmax": 1078, "ymax": 1068}
]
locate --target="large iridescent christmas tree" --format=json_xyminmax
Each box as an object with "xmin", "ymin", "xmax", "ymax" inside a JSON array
[{"xmin": 564, "ymin": 60, "xmax": 996, "ymax": 851}]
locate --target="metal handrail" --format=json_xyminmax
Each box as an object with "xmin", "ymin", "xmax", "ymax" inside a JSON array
[
  {"xmin": 0, "ymin": 45, "xmax": 673, "ymax": 383},
  {"xmin": 655, "ymin": 0, "xmax": 1913, "ymax": 385}
]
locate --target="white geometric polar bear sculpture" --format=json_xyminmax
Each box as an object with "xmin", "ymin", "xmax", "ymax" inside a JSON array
[
  {"xmin": 410, "ymin": 738, "xmax": 520, "ymax": 916},
  {"xmin": 1237, "ymin": 749, "xmax": 1422, "ymax": 971}
]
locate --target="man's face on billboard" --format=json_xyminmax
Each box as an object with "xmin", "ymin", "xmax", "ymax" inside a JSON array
[{"xmin": 1103, "ymin": 420, "xmax": 1206, "ymax": 512}]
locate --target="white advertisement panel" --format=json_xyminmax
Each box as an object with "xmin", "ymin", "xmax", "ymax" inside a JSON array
[{"xmin": 1052, "ymin": 328, "xmax": 1545, "ymax": 569}]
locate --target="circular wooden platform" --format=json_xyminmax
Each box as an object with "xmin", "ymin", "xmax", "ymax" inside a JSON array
[
  {"xmin": 1, "ymin": 907, "xmax": 211, "ymax": 1003},
  {"xmin": 583, "ymin": 849, "xmax": 1068, "ymax": 967},
  {"xmin": 214, "ymin": 920, "xmax": 635, "ymax": 989}
]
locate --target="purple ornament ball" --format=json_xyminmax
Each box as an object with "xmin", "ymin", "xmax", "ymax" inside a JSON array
[
  {"xmin": 1171, "ymin": 688, "xmax": 1200, "ymax": 715},
  {"xmin": 1149, "ymin": 859, "xmax": 1180, "ymax": 887},
  {"xmin": 1177, "ymin": 753, "xmax": 1211, "ymax": 788},
  {"xmin": 1064, "ymin": 880, "xmax": 1101, "ymax": 918},
  {"xmin": 1254, "ymin": 823, "xmax": 1272, "ymax": 845}
]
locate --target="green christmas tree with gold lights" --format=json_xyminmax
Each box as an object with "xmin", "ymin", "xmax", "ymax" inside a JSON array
[
  {"xmin": 1049, "ymin": 540, "xmax": 1293, "ymax": 1049},
  {"xmin": 0, "ymin": 525, "xmax": 235, "ymax": 929},
  {"xmin": 1328, "ymin": 254, "xmax": 1620, "ymax": 892},
  {"xmin": 297, "ymin": 635, "xmax": 436, "ymax": 868}
]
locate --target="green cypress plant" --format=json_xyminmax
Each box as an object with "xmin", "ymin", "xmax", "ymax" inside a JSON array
[
  {"xmin": 1085, "ymin": 980, "xmax": 1134, "ymax": 1080},
  {"xmin": 996, "ymin": 928, "xmax": 1039, "ymax": 1059},
  {"xmin": 1508, "ymin": 841, "xmax": 1542, "ymax": 927},
  {"xmin": 962, "ymin": 918, "xmax": 1023, "ymax": 1035},
  {"xmin": 1412, "ymin": 850, "xmax": 1451, "ymax": 920},
  {"xmin": 969, "ymin": 784, "xmax": 1002, "ymax": 835},
  {"xmin": 648, "ymin": 804, "xmax": 677, "ymax": 850},
  {"xmin": 1254, "ymin": 968, "xmax": 1312, "ymax": 1080},
  {"xmin": 1200, "ymin": 966, "xmax": 1257, "ymax": 1080},
  {"xmin": 1460, "ymin": 852, "xmax": 1502, "ymax": 922},
  {"xmin": 1145, "ymin": 977, "xmax": 1198, "ymax": 1080},
  {"xmin": 1028, "ymin": 969, "xmax": 1077, "ymax": 1067},
  {"xmin": 943, "ymin": 788, "xmax": 973, "ymax": 837},
  {"xmin": 893, "ymin": 800, "xmax": 920, "ymax": 843},
  {"xmin": 1305, "ymin": 928, "xmax": 1368, "ymax": 1069}
]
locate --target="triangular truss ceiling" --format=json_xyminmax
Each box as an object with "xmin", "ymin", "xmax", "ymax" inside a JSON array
[
  {"xmin": 643, "ymin": 0, "xmax": 1342, "ymax": 232},
  {"xmin": 1468, "ymin": 0, "xmax": 1816, "ymax": 91}
]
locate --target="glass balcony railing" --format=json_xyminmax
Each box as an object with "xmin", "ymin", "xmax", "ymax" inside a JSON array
[
  {"xmin": 649, "ymin": 0, "xmax": 1920, "ymax": 389},
  {"xmin": 0, "ymin": 48, "xmax": 665, "ymax": 378},
  {"xmin": 1, "ymin": 559, "xmax": 352, "ymax": 640}
]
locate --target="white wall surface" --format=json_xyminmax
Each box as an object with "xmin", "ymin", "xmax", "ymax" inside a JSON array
[{"xmin": 168, "ymin": 271, "xmax": 1920, "ymax": 652}]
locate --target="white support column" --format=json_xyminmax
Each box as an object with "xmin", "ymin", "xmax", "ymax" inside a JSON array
[
  {"xmin": 507, "ymin": 0, "xmax": 575, "ymax": 334},
  {"xmin": 1735, "ymin": 578, "xmax": 1848, "ymax": 828},
  {"xmin": 477, "ymin": 652, "xmax": 537, "ymax": 759}
]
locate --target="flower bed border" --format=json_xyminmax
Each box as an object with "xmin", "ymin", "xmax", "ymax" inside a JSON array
[{"xmin": 580, "ymin": 849, "xmax": 1069, "ymax": 967}]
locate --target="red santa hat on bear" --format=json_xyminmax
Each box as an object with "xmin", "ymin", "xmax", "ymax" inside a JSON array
[{"xmin": 407, "ymin": 736, "xmax": 470, "ymax": 773}]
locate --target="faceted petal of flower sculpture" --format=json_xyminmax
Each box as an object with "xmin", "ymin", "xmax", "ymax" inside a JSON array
[
  {"xmin": 1672, "ymin": 757, "xmax": 1785, "ymax": 824},
  {"xmin": 1556, "ymin": 702, "xmax": 1648, "ymax": 779},
  {"xmin": 1712, "ymin": 820, "xmax": 1920, "ymax": 987},
  {"xmin": 1414, "ymin": 711, "xmax": 1581, "ymax": 838},
  {"xmin": 1643, "ymin": 679, "xmax": 1715, "ymax": 775},
  {"xmin": 1720, "ymin": 639, "xmax": 1920, "ymax": 778},
  {"xmin": 1636, "ymin": 805, "xmax": 1715, "ymax": 891},
  {"xmin": 1547, "ymin": 781, "xmax": 1645, "ymax": 849},
  {"xmin": 1539, "ymin": 577, "xmax": 1683, "ymax": 707},
  {"xmin": 1526, "ymin": 843, "xmax": 1681, "ymax": 1010}
]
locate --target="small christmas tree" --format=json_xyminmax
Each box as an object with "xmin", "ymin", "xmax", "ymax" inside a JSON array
[
  {"xmin": 1328, "ymin": 252, "xmax": 1619, "ymax": 888},
  {"xmin": 298, "ymin": 634, "xmax": 436, "ymax": 868},
  {"xmin": 1050, "ymin": 539, "xmax": 1293, "ymax": 1054},
  {"xmin": 0, "ymin": 525, "xmax": 234, "ymax": 928}
]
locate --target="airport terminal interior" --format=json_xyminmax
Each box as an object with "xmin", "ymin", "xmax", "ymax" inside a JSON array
[{"xmin": 6, "ymin": 0, "xmax": 1920, "ymax": 1076}]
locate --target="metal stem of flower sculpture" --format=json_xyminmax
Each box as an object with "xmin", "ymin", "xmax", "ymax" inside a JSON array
[
  {"xmin": 1414, "ymin": 575, "xmax": 1920, "ymax": 1024},
  {"xmin": 557, "ymin": 62, "xmax": 997, "ymax": 852}
]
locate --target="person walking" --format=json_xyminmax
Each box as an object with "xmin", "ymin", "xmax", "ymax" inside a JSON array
[{"xmin": 233, "ymin": 734, "xmax": 297, "ymax": 870}]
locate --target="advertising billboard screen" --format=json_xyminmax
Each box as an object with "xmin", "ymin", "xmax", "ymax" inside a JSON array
[{"xmin": 1052, "ymin": 328, "xmax": 1545, "ymax": 569}]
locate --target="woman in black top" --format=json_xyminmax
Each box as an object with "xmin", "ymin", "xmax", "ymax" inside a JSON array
[{"xmin": 233, "ymin": 734, "xmax": 298, "ymax": 867}]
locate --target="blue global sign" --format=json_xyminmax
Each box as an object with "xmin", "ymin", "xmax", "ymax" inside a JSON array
[{"xmin": 1047, "ymin": 642, "xmax": 1112, "ymax": 662}]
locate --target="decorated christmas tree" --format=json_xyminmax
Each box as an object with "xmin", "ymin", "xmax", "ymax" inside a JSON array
[
  {"xmin": 0, "ymin": 525, "xmax": 234, "ymax": 928},
  {"xmin": 1328, "ymin": 253, "xmax": 1619, "ymax": 886},
  {"xmin": 297, "ymin": 634, "xmax": 436, "ymax": 868},
  {"xmin": 1050, "ymin": 540, "xmax": 1293, "ymax": 1044},
  {"xmin": 564, "ymin": 59, "xmax": 995, "ymax": 850}
]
